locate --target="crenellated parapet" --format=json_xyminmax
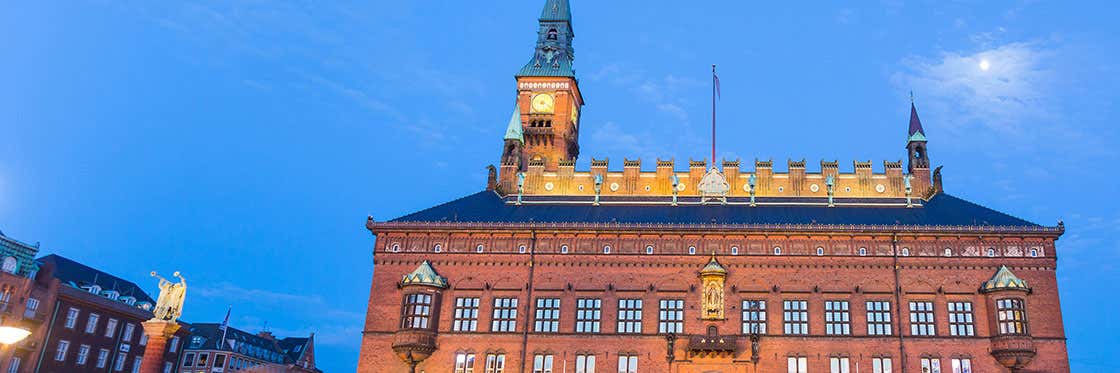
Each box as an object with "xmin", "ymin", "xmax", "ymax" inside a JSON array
[{"xmin": 500, "ymin": 157, "xmax": 933, "ymax": 199}]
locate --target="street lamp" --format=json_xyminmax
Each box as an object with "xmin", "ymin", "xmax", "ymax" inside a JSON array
[{"xmin": 0, "ymin": 326, "xmax": 31, "ymax": 345}]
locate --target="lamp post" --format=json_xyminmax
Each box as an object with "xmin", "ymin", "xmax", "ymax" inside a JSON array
[{"xmin": 0, "ymin": 326, "xmax": 31, "ymax": 345}]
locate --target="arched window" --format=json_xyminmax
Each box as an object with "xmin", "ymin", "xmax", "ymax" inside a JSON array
[
  {"xmin": 987, "ymin": 248, "xmax": 996, "ymax": 257},
  {"xmin": 773, "ymin": 247, "xmax": 782, "ymax": 255},
  {"xmin": 900, "ymin": 248, "xmax": 910, "ymax": 257},
  {"xmin": 688, "ymin": 246, "xmax": 697, "ymax": 255},
  {"xmin": 476, "ymin": 244, "xmax": 485, "ymax": 253},
  {"xmin": 1, "ymin": 257, "xmax": 17, "ymax": 274},
  {"xmin": 731, "ymin": 246, "xmax": 739, "ymax": 255},
  {"xmin": 858, "ymin": 248, "xmax": 867, "ymax": 256},
  {"xmin": 645, "ymin": 246, "xmax": 654, "ymax": 255},
  {"xmin": 816, "ymin": 247, "xmax": 825, "ymax": 256},
  {"xmin": 433, "ymin": 244, "xmax": 442, "ymax": 253},
  {"xmin": 390, "ymin": 244, "xmax": 400, "ymax": 253},
  {"xmin": 519, "ymin": 245, "xmax": 528, "ymax": 254},
  {"xmin": 1029, "ymin": 248, "xmax": 1039, "ymax": 257},
  {"xmin": 547, "ymin": 28, "xmax": 558, "ymax": 40},
  {"xmin": 560, "ymin": 245, "xmax": 569, "ymax": 254},
  {"xmin": 603, "ymin": 245, "xmax": 611, "ymax": 254},
  {"xmin": 944, "ymin": 248, "xmax": 953, "ymax": 257}
]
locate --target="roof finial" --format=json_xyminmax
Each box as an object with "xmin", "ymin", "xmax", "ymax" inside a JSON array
[{"xmin": 909, "ymin": 90, "xmax": 914, "ymax": 103}]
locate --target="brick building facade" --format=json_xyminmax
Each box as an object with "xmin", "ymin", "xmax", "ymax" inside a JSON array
[
  {"xmin": 0, "ymin": 232, "xmax": 59, "ymax": 373},
  {"xmin": 360, "ymin": 1, "xmax": 1069, "ymax": 372}
]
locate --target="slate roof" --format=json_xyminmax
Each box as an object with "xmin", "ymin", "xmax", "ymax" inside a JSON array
[
  {"xmin": 386, "ymin": 191, "xmax": 1043, "ymax": 228},
  {"xmin": 278, "ymin": 337, "xmax": 310, "ymax": 363},
  {"xmin": 187, "ymin": 323, "xmax": 287, "ymax": 364},
  {"xmin": 38, "ymin": 254, "xmax": 155, "ymax": 304}
]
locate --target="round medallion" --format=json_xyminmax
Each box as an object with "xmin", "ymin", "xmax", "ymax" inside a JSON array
[
  {"xmin": 743, "ymin": 183, "xmax": 751, "ymax": 192},
  {"xmin": 845, "ymin": 187, "xmax": 852, "ymax": 193},
  {"xmin": 777, "ymin": 186, "xmax": 784, "ymax": 193},
  {"xmin": 578, "ymin": 185, "xmax": 585, "ymax": 191},
  {"xmin": 609, "ymin": 182, "xmax": 620, "ymax": 192},
  {"xmin": 875, "ymin": 184, "xmax": 886, "ymax": 193},
  {"xmin": 644, "ymin": 185, "xmax": 651, "ymax": 192},
  {"xmin": 677, "ymin": 183, "xmax": 687, "ymax": 192},
  {"xmin": 810, "ymin": 184, "xmax": 820, "ymax": 193},
  {"xmin": 544, "ymin": 182, "xmax": 555, "ymax": 191}
]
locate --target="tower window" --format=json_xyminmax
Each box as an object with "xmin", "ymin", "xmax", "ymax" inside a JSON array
[
  {"xmin": 731, "ymin": 246, "xmax": 739, "ymax": 255},
  {"xmin": 688, "ymin": 246, "xmax": 697, "ymax": 255},
  {"xmin": 816, "ymin": 247, "xmax": 825, "ymax": 256},
  {"xmin": 859, "ymin": 248, "xmax": 867, "ymax": 256},
  {"xmin": 603, "ymin": 245, "xmax": 611, "ymax": 254},
  {"xmin": 774, "ymin": 247, "xmax": 782, "ymax": 255},
  {"xmin": 645, "ymin": 246, "xmax": 654, "ymax": 255},
  {"xmin": 547, "ymin": 28, "xmax": 558, "ymax": 40},
  {"xmin": 560, "ymin": 245, "xmax": 569, "ymax": 254},
  {"xmin": 519, "ymin": 245, "xmax": 528, "ymax": 254}
]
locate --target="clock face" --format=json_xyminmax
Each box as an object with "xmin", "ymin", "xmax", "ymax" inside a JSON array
[{"xmin": 531, "ymin": 93, "xmax": 555, "ymax": 113}]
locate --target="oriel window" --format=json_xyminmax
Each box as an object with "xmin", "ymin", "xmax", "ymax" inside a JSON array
[{"xmin": 399, "ymin": 293, "xmax": 433, "ymax": 330}]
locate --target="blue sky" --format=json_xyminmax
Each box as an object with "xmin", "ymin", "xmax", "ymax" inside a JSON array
[{"xmin": 1, "ymin": 1, "xmax": 1117, "ymax": 371}]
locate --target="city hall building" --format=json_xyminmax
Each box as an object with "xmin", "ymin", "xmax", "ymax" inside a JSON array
[{"xmin": 360, "ymin": 1, "xmax": 1069, "ymax": 372}]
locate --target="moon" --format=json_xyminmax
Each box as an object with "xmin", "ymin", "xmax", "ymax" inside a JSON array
[{"xmin": 979, "ymin": 59, "xmax": 991, "ymax": 71}]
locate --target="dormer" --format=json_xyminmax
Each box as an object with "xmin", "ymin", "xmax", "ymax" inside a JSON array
[
  {"xmin": 101, "ymin": 290, "xmax": 120, "ymax": 300},
  {"xmin": 120, "ymin": 296, "xmax": 136, "ymax": 305},
  {"xmin": 81, "ymin": 284, "xmax": 102, "ymax": 294}
]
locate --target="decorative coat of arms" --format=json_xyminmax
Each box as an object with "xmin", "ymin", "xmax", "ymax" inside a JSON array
[{"xmin": 698, "ymin": 168, "xmax": 730, "ymax": 204}]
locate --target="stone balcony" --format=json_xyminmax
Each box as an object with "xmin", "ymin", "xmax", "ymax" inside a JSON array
[
  {"xmin": 392, "ymin": 329, "xmax": 439, "ymax": 363},
  {"xmin": 990, "ymin": 335, "xmax": 1036, "ymax": 372}
]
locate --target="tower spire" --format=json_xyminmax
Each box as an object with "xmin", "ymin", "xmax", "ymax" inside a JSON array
[
  {"xmin": 908, "ymin": 101, "xmax": 926, "ymax": 142},
  {"xmin": 518, "ymin": 0, "xmax": 576, "ymax": 78}
]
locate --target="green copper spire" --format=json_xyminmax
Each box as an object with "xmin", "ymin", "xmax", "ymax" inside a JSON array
[
  {"xmin": 981, "ymin": 265, "xmax": 1030, "ymax": 292},
  {"xmin": 504, "ymin": 106, "xmax": 524, "ymax": 142},
  {"xmin": 400, "ymin": 261, "xmax": 449, "ymax": 289},
  {"xmin": 517, "ymin": 0, "xmax": 576, "ymax": 78}
]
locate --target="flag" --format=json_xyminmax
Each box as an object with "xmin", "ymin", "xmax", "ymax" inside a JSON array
[
  {"xmin": 714, "ymin": 71, "xmax": 721, "ymax": 99},
  {"xmin": 219, "ymin": 306, "xmax": 231, "ymax": 349}
]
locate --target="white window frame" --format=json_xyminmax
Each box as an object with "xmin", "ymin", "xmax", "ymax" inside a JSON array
[
  {"xmin": 617, "ymin": 355, "xmax": 637, "ymax": 373},
  {"xmin": 787, "ymin": 356, "xmax": 807, "ymax": 373},
  {"xmin": 77, "ymin": 344, "xmax": 91, "ymax": 365},
  {"xmin": 96, "ymin": 349, "xmax": 110, "ymax": 368},
  {"xmin": 55, "ymin": 340, "xmax": 70, "ymax": 362},
  {"xmin": 85, "ymin": 313, "xmax": 100, "ymax": 334},
  {"xmin": 830, "ymin": 357, "xmax": 851, "ymax": 373},
  {"xmin": 575, "ymin": 354, "xmax": 595, "ymax": 373},
  {"xmin": 65, "ymin": 307, "xmax": 80, "ymax": 329}
]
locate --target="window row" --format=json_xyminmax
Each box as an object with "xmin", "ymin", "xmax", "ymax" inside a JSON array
[
  {"xmin": 388, "ymin": 243, "xmax": 1044, "ymax": 257},
  {"xmin": 791, "ymin": 357, "xmax": 972, "ymax": 373},
  {"xmin": 453, "ymin": 353, "xmax": 636, "ymax": 373},
  {"xmin": 413, "ymin": 296, "xmax": 1026, "ymax": 337},
  {"xmin": 183, "ymin": 352, "xmax": 258, "ymax": 371},
  {"xmin": 53, "ymin": 340, "xmax": 141, "ymax": 372}
]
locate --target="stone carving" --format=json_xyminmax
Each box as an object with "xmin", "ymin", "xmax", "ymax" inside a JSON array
[
  {"xmin": 151, "ymin": 271, "xmax": 186, "ymax": 322},
  {"xmin": 698, "ymin": 168, "xmax": 730, "ymax": 204},
  {"xmin": 1006, "ymin": 246, "xmax": 1023, "ymax": 257}
]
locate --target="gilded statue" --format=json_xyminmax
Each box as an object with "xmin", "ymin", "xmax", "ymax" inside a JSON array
[{"xmin": 151, "ymin": 271, "xmax": 187, "ymax": 322}]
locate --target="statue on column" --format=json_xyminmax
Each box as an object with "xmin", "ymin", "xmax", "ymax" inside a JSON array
[{"xmin": 151, "ymin": 271, "xmax": 187, "ymax": 322}]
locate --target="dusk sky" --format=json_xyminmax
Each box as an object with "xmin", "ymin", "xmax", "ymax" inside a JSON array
[{"xmin": 2, "ymin": 1, "xmax": 1117, "ymax": 371}]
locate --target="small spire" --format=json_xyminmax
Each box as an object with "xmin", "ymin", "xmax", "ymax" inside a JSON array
[
  {"xmin": 504, "ymin": 106, "xmax": 524, "ymax": 142},
  {"xmin": 908, "ymin": 100, "xmax": 927, "ymax": 142}
]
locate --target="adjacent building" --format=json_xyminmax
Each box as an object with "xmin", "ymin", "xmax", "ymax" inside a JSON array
[
  {"xmin": 360, "ymin": 1, "xmax": 1070, "ymax": 373},
  {"xmin": 0, "ymin": 231, "xmax": 59, "ymax": 373},
  {"xmin": 34, "ymin": 254, "xmax": 190, "ymax": 373},
  {"xmin": 179, "ymin": 324, "xmax": 319, "ymax": 373}
]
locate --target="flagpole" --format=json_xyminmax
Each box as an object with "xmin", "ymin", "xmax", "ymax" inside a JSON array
[{"xmin": 712, "ymin": 64, "xmax": 717, "ymax": 169}]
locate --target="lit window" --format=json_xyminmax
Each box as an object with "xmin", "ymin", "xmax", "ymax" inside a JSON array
[
  {"xmin": 85, "ymin": 313, "xmax": 100, "ymax": 334},
  {"xmin": 575, "ymin": 354, "xmax": 595, "ymax": 373},
  {"xmin": 532, "ymin": 354, "xmax": 554, "ymax": 373},
  {"xmin": 399, "ymin": 293, "xmax": 433, "ymax": 330},
  {"xmin": 997, "ymin": 298, "xmax": 1029, "ymax": 335},
  {"xmin": 816, "ymin": 247, "xmax": 825, "ymax": 256},
  {"xmin": 830, "ymin": 357, "xmax": 851, "ymax": 373},
  {"xmin": 867, "ymin": 301, "xmax": 892, "ymax": 335},
  {"xmin": 645, "ymin": 246, "xmax": 654, "ymax": 255},
  {"xmin": 616, "ymin": 299, "xmax": 643, "ymax": 333},
  {"xmin": 859, "ymin": 248, "xmax": 867, "ymax": 256},
  {"xmin": 575, "ymin": 298, "xmax": 601, "ymax": 333},
  {"xmin": 787, "ymin": 356, "xmax": 808, "ymax": 373},
  {"xmin": 948, "ymin": 302, "xmax": 975, "ymax": 336},
  {"xmin": 434, "ymin": 244, "xmax": 442, "ymax": 253},
  {"xmin": 688, "ymin": 246, "xmax": 697, "ymax": 255},
  {"xmin": 452, "ymin": 297, "xmax": 480, "ymax": 332},
  {"xmin": 603, "ymin": 245, "xmax": 611, "ymax": 254},
  {"xmin": 484, "ymin": 354, "xmax": 506, "ymax": 373},
  {"xmin": 872, "ymin": 357, "xmax": 893, "ymax": 373},
  {"xmin": 65, "ymin": 307, "xmax": 79, "ymax": 328},
  {"xmin": 492, "ymin": 298, "xmax": 519, "ymax": 332},
  {"xmin": 741, "ymin": 300, "xmax": 766, "ymax": 334},
  {"xmin": 534, "ymin": 298, "xmax": 561, "ymax": 332},
  {"xmin": 825, "ymin": 301, "xmax": 850, "ymax": 335},
  {"xmin": 783, "ymin": 300, "xmax": 808, "ymax": 335},
  {"xmin": 731, "ymin": 246, "xmax": 739, "ymax": 255},
  {"xmin": 454, "ymin": 353, "xmax": 476, "ymax": 373},
  {"xmin": 55, "ymin": 340, "xmax": 70, "ymax": 361},
  {"xmin": 774, "ymin": 247, "xmax": 782, "ymax": 255},
  {"xmin": 560, "ymin": 245, "xmax": 569, "ymax": 254},
  {"xmin": 76, "ymin": 344, "xmax": 91, "ymax": 365},
  {"xmin": 909, "ymin": 301, "xmax": 936, "ymax": 336},
  {"xmin": 97, "ymin": 349, "xmax": 111, "ymax": 368},
  {"xmin": 950, "ymin": 358, "xmax": 972, "ymax": 373},
  {"xmin": 920, "ymin": 357, "xmax": 942, "ymax": 373},
  {"xmin": 658, "ymin": 299, "xmax": 684, "ymax": 334},
  {"xmin": 617, "ymin": 355, "xmax": 638, "ymax": 373}
]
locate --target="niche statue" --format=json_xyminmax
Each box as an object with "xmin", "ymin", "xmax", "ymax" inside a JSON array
[{"xmin": 151, "ymin": 271, "xmax": 187, "ymax": 322}]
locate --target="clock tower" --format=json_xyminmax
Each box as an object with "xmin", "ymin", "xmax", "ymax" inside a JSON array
[{"xmin": 503, "ymin": 0, "xmax": 583, "ymax": 175}]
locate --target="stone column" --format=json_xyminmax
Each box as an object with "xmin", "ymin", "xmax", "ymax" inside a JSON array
[{"xmin": 139, "ymin": 320, "xmax": 180, "ymax": 373}]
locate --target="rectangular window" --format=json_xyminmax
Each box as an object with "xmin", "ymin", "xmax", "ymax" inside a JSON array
[
  {"xmin": 617, "ymin": 355, "xmax": 637, "ymax": 373},
  {"xmin": 183, "ymin": 353, "xmax": 195, "ymax": 366},
  {"xmin": 105, "ymin": 318, "xmax": 118, "ymax": 338},
  {"xmin": 532, "ymin": 354, "xmax": 554, "ymax": 373},
  {"xmin": 163, "ymin": 362, "xmax": 172, "ymax": 373},
  {"xmin": 197, "ymin": 352, "xmax": 210, "ymax": 367},
  {"xmin": 77, "ymin": 344, "xmax": 91, "ymax": 365},
  {"xmin": 825, "ymin": 300, "xmax": 851, "ymax": 335},
  {"xmin": 484, "ymin": 353, "xmax": 506, "ymax": 373},
  {"xmin": 867, "ymin": 301, "xmax": 893, "ymax": 335},
  {"xmin": 950, "ymin": 358, "xmax": 972, "ymax": 373},
  {"xmin": 997, "ymin": 298, "xmax": 1029, "ymax": 335},
  {"xmin": 7, "ymin": 357, "xmax": 19, "ymax": 373},
  {"xmin": 534, "ymin": 298, "xmax": 561, "ymax": 332},
  {"xmin": 787, "ymin": 357, "xmax": 807, "ymax": 373},
  {"xmin": 25, "ymin": 298, "xmax": 39, "ymax": 318},
  {"xmin": 575, "ymin": 354, "xmax": 596, "ymax": 373},
  {"xmin": 167, "ymin": 336, "xmax": 178, "ymax": 351},
  {"xmin": 830, "ymin": 357, "xmax": 851, "ymax": 373},
  {"xmin": 920, "ymin": 358, "xmax": 942, "ymax": 373},
  {"xmin": 214, "ymin": 354, "xmax": 226, "ymax": 368},
  {"xmin": 741, "ymin": 300, "xmax": 767, "ymax": 334},
  {"xmin": 453, "ymin": 297, "xmax": 480, "ymax": 332},
  {"xmin": 872, "ymin": 358, "xmax": 893, "ymax": 373},
  {"xmin": 783, "ymin": 300, "xmax": 808, "ymax": 335},
  {"xmin": 910, "ymin": 301, "xmax": 936, "ymax": 336},
  {"xmin": 454, "ymin": 353, "xmax": 476, "ymax": 373},
  {"xmin": 491, "ymin": 298, "xmax": 519, "ymax": 332},
  {"xmin": 55, "ymin": 340, "xmax": 70, "ymax": 361},
  {"xmin": 97, "ymin": 349, "xmax": 111, "ymax": 368},
  {"xmin": 658, "ymin": 299, "xmax": 684, "ymax": 334},
  {"xmin": 122, "ymin": 323, "xmax": 135, "ymax": 342},
  {"xmin": 65, "ymin": 307, "xmax": 80, "ymax": 328},
  {"xmin": 131, "ymin": 356, "xmax": 142, "ymax": 373},
  {"xmin": 616, "ymin": 299, "xmax": 643, "ymax": 334},
  {"xmin": 948, "ymin": 302, "xmax": 975, "ymax": 336},
  {"xmin": 140, "ymin": 334, "xmax": 149, "ymax": 346},
  {"xmin": 576, "ymin": 298, "xmax": 602, "ymax": 333},
  {"xmin": 400, "ymin": 293, "xmax": 433, "ymax": 330},
  {"xmin": 114, "ymin": 354, "xmax": 126, "ymax": 371},
  {"xmin": 85, "ymin": 313, "xmax": 100, "ymax": 334}
]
